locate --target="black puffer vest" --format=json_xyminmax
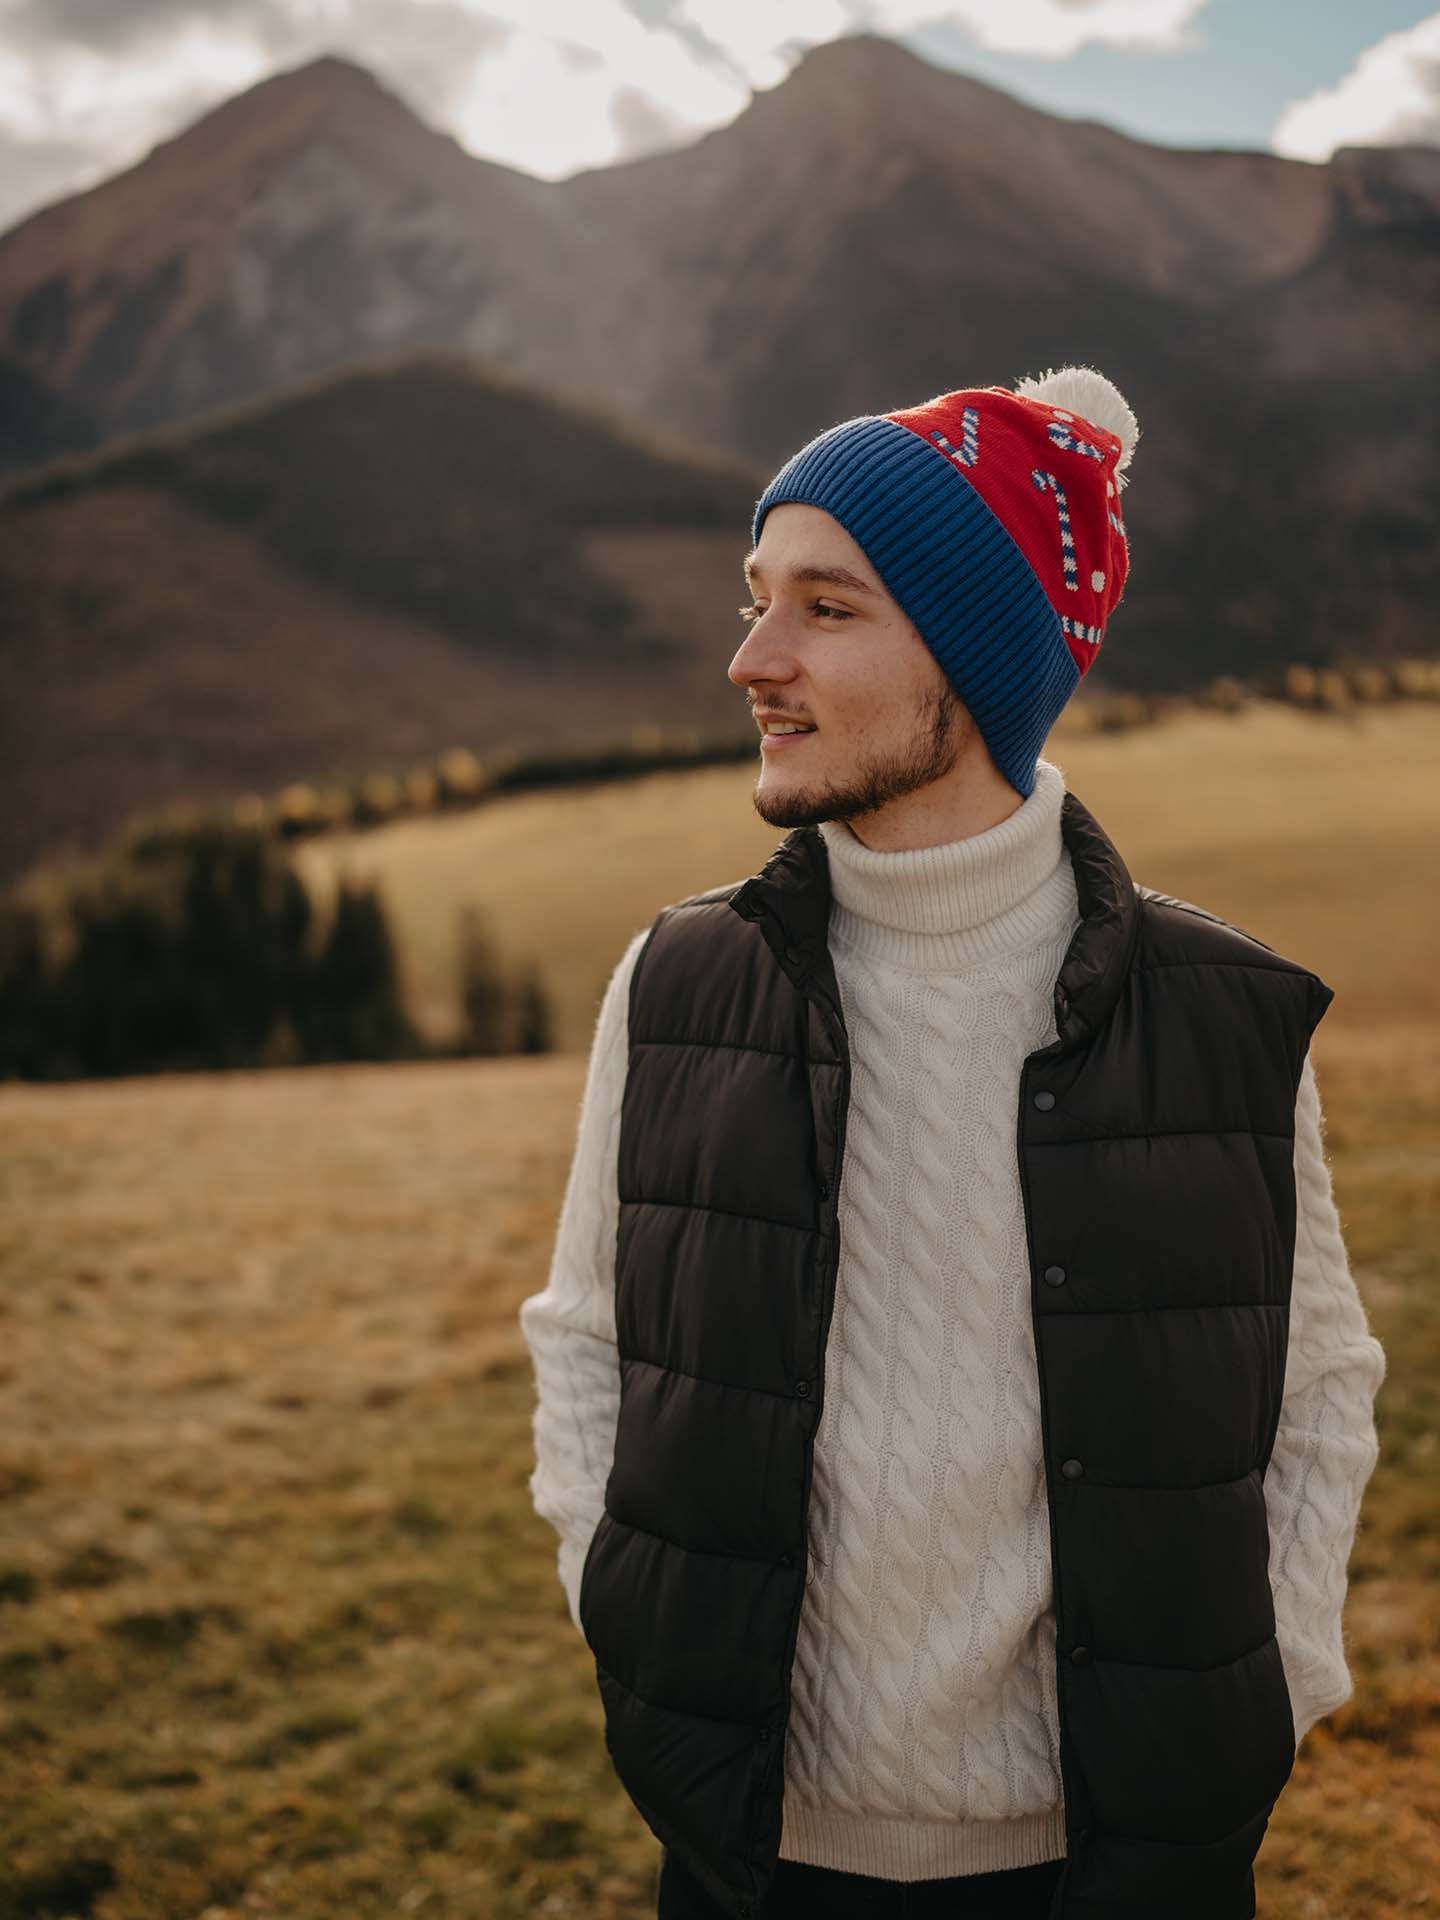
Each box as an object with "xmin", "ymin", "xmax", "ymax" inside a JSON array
[{"xmin": 578, "ymin": 787, "xmax": 1333, "ymax": 1920}]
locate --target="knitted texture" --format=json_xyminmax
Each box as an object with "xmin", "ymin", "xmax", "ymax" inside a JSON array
[
  {"xmin": 520, "ymin": 937, "xmax": 639, "ymax": 1627},
  {"xmin": 776, "ymin": 760, "xmax": 1079, "ymax": 1876},
  {"xmin": 750, "ymin": 415, "xmax": 1074, "ymax": 801},
  {"xmin": 748, "ymin": 370, "xmax": 1137, "ymax": 798},
  {"xmin": 1268, "ymin": 1055, "xmax": 1386, "ymax": 1736},
  {"xmin": 518, "ymin": 758, "xmax": 1385, "ymax": 1882}
]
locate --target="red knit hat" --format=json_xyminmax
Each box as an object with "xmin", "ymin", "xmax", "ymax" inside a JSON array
[
  {"xmin": 887, "ymin": 368, "xmax": 1136, "ymax": 679},
  {"xmin": 752, "ymin": 365, "xmax": 1141, "ymax": 796}
]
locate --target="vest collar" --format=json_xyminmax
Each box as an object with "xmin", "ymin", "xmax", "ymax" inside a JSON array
[{"xmin": 729, "ymin": 789, "xmax": 1141, "ymax": 1052}]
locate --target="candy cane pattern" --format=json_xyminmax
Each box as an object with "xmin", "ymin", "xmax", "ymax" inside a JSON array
[
  {"xmin": 1031, "ymin": 469, "xmax": 1080, "ymax": 591},
  {"xmin": 1061, "ymin": 613, "xmax": 1104, "ymax": 647},
  {"xmin": 1046, "ymin": 418, "xmax": 1107, "ymax": 464},
  {"xmin": 927, "ymin": 407, "xmax": 980, "ymax": 469}
]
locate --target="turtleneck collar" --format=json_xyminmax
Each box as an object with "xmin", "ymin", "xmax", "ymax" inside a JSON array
[{"xmin": 816, "ymin": 756, "xmax": 1077, "ymax": 971}]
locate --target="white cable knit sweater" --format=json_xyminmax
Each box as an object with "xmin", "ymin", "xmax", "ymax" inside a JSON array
[{"xmin": 518, "ymin": 755, "xmax": 1385, "ymax": 1882}]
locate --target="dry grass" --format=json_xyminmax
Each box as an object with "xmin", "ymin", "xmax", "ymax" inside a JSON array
[
  {"xmin": 0, "ymin": 1056, "xmax": 635, "ymax": 1919},
  {"xmin": 2, "ymin": 706, "xmax": 1437, "ymax": 1916},
  {"xmin": 296, "ymin": 699, "xmax": 1440, "ymax": 1051}
]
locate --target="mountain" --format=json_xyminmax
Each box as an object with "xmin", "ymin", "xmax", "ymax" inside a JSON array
[
  {"xmin": 565, "ymin": 37, "xmax": 1440, "ymax": 442},
  {"xmin": 0, "ymin": 54, "xmax": 593, "ymax": 470},
  {"xmin": 544, "ymin": 37, "xmax": 1439, "ymax": 687},
  {"xmin": 0, "ymin": 32, "xmax": 1436, "ymax": 879},
  {"xmin": 554, "ymin": 32, "xmax": 1340, "ymax": 453},
  {"xmin": 0, "ymin": 353, "xmax": 762, "ymax": 884},
  {"xmin": 5, "ymin": 36, "xmax": 1438, "ymax": 477}
]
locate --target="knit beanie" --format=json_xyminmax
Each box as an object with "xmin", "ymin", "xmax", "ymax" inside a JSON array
[{"xmin": 749, "ymin": 365, "xmax": 1140, "ymax": 798}]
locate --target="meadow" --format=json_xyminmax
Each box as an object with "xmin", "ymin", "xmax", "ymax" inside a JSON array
[
  {"xmin": 295, "ymin": 700, "xmax": 1440, "ymax": 1051},
  {"xmin": 1, "ymin": 699, "xmax": 1436, "ymax": 1918}
]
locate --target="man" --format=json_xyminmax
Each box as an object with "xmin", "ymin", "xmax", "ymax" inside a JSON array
[{"xmin": 518, "ymin": 367, "xmax": 1385, "ymax": 1920}]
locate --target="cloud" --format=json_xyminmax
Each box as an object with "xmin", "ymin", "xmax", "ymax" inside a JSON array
[
  {"xmin": 1272, "ymin": 12, "xmax": 1440, "ymax": 161},
  {"xmin": 858, "ymin": 0, "xmax": 1210, "ymax": 64},
  {"xmin": 0, "ymin": 0, "xmax": 517, "ymax": 230},
  {"xmin": 610, "ymin": 78, "xmax": 695, "ymax": 150},
  {"xmin": 5, "ymin": 0, "xmax": 259, "ymax": 55},
  {"xmin": 426, "ymin": 0, "xmax": 743, "ymax": 176},
  {"xmin": 0, "ymin": 13, "xmax": 274, "ymax": 220},
  {"xmin": 0, "ymin": 0, "xmax": 1216, "ymax": 235},
  {"xmin": 0, "ymin": 114, "xmax": 112, "ymax": 224},
  {"xmin": 671, "ymin": 0, "xmax": 1210, "ymax": 86},
  {"xmin": 0, "ymin": 0, "xmax": 749, "ymax": 230}
]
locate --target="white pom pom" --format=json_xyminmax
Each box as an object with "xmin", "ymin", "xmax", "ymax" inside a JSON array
[{"xmin": 1013, "ymin": 363, "xmax": 1140, "ymax": 490}]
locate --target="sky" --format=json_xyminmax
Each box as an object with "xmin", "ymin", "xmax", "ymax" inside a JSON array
[{"xmin": 0, "ymin": 0, "xmax": 1438, "ymax": 235}]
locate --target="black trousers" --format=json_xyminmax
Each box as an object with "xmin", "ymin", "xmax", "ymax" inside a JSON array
[{"xmin": 656, "ymin": 1847, "xmax": 1065, "ymax": 1918}]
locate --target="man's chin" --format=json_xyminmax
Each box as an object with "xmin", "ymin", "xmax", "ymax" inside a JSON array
[{"xmin": 751, "ymin": 772, "xmax": 836, "ymax": 830}]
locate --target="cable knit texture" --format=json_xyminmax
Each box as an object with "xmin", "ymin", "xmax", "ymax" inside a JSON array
[{"xmin": 518, "ymin": 754, "xmax": 1385, "ymax": 1883}]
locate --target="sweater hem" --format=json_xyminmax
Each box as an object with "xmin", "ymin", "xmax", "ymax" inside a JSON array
[{"xmin": 779, "ymin": 1804, "xmax": 1068, "ymax": 1880}]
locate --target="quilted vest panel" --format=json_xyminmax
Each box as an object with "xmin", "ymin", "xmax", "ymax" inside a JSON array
[{"xmin": 577, "ymin": 790, "xmax": 1333, "ymax": 1920}]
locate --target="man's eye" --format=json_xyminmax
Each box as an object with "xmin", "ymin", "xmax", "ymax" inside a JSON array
[{"xmin": 736, "ymin": 601, "xmax": 854, "ymax": 623}]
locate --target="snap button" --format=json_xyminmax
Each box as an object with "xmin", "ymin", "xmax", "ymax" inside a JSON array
[
  {"xmin": 759, "ymin": 1727, "xmax": 771, "ymax": 1743},
  {"xmin": 1061, "ymin": 1458, "xmax": 1084, "ymax": 1481},
  {"xmin": 1033, "ymin": 1089, "xmax": 1056, "ymax": 1112},
  {"xmin": 1043, "ymin": 1265, "xmax": 1067, "ymax": 1287},
  {"xmin": 784, "ymin": 945, "xmax": 802, "ymax": 964},
  {"xmin": 817, "ymin": 1177, "xmax": 829, "ymax": 1200},
  {"xmin": 795, "ymin": 1379, "xmax": 811, "ymax": 1398},
  {"xmin": 779, "ymin": 1552, "xmax": 793, "ymax": 1568},
  {"xmin": 1070, "ymin": 1645, "xmax": 1092, "ymax": 1666},
  {"xmin": 1075, "ymin": 1827, "xmax": 1092, "ymax": 1848}
]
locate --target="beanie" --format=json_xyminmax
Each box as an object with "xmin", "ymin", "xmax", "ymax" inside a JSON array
[{"xmin": 749, "ymin": 365, "xmax": 1140, "ymax": 798}]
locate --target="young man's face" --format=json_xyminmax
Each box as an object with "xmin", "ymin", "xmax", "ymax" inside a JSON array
[{"xmin": 727, "ymin": 502, "xmax": 971, "ymax": 830}]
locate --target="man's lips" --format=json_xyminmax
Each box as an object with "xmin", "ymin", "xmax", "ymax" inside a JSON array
[{"xmin": 752, "ymin": 709, "xmax": 819, "ymax": 747}]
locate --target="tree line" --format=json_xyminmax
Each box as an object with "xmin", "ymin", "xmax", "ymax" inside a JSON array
[{"xmin": 0, "ymin": 817, "xmax": 550, "ymax": 1082}]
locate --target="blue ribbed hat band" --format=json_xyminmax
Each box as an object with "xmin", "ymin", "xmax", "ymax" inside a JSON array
[{"xmin": 750, "ymin": 416, "xmax": 1078, "ymax": 798}]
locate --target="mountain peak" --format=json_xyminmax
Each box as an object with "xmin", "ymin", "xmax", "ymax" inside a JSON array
[
  {"xmin": 113, "ymin": 46, "xmax": 445, "ymax": 194},
  {"xmin": 779, "ymin": 30, "xmax": 961, "ymax": 97},
  {"xmin": 788, "ymin": 30, "xmax": 926, "ymax": 71},
  {"xmin": 762, "ymin": 30, "xmax": 1050, "ymax": 139},
  {"xmin": 190, "ymin": 48, "xmax": 400, "ymax": 140},
  {"xmin": 250, "ymin": 52, "xmax": 389, "ymax": 102}
]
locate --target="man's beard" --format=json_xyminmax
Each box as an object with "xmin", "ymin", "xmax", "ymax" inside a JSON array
[{"xmin": 751, "ymin": 681, "xmax": 967, "ymax": 829}]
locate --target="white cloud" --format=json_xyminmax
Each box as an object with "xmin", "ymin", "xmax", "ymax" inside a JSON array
[
  {"xmin": 0, "ymin": 0, "xmax": 751, "ymax": 228},
  {"xmin": 863, "ymin": 0, "xmax": 1208, "ymax": 61},
  {"xmin": 1272, "ymin": 12, "xmax": 1440, "ymax": 161},
  {"xmin": 0, "ymin": 16, "xmax": 270, "ymax": 146},
  {"xmin": 673, "ymin": 0, "xmax": 852, "ymax": 88},
  {"xmin": 676, "ymin": 0, "xmax": 1210, "ymax": 81},
  {"xmin": 420, "ymin": 0, "xmax": 744, "ymax": 174},
  {"xmin": 0, "ymin": 14, "xmax": 275, "ymax": 224},
  {"xmin": 0, "ymin": 0, "xmax": 1217, "ymax": 232}
]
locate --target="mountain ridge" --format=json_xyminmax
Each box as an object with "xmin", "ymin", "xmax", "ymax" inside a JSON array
[
  {"xmin": 4, "ymin": 31, "xmax": 1436, "ymax": 479},
  {"xmin": 1, "ymin": 32, "xmax": 1435, "ymax": 883}
]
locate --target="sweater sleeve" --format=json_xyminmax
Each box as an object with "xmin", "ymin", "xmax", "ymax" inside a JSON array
[
  {"xmin": 1265, "ymin": 1045, "xmax": 1386, "ymax": 1745},
  {"xmin": 517, "ymin": 927, "xmax": 649, "ymax": 1635}
]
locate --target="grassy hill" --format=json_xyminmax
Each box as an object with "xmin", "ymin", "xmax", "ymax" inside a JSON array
[
  {"xmin": 0, "ymin": 350, "xmax": 763, "ymax": 884},
  {"xmin": 0, "ymin": 702, "xmax": 1435, "ymax": 1916},
  {"xmin": 295, "ymin": 699, "xmax": 1440, "ymax": 1054}
]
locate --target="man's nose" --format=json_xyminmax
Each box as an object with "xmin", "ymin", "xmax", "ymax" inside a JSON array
[{"xmin": 727, "ymin": 608, "xmax": 797, "ymax": 690}]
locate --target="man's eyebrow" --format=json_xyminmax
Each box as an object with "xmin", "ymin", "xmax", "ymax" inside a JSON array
[{"xmin": 742, "ymin": 551, "xmax": 879, "ymax": 596}]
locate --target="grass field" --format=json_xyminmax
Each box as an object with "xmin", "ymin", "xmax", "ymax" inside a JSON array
[
  {"xmin": 1, "ymin": 702, "xmax": 1437, "ymax": 1918},
  {"xmin": 295, "ymin": 699, "xmax": 1440, "ymax": 1052}
]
